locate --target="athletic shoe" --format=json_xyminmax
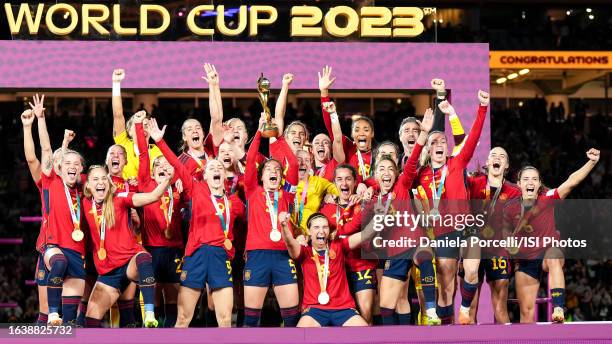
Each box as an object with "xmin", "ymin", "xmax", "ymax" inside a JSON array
[
  {"xmin": 458, "ymin": 309, "xmax": 471, "ymax": 325},
  {"xmin": 424, "ymin": 314, "xmax": 442, "ymax": 326},
  {"xmin": 144, "ymin": 311, "xmax": 159, "ymax": 328},
  {"xmin": 552, "ymin": 307, "xmax": 565, "ymax": 323},
  {"xmin": 48, "ymin": 312, "xmax": 62, "ymax": 326}
]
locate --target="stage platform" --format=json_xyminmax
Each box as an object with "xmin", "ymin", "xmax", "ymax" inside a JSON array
[{"xmin": 3, "ymin": 322, "xmax": 612, "ymax": 344}]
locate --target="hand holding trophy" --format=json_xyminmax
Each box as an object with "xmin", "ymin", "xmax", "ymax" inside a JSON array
[{"xmin": 257, "ymin": 73, "xmax": 279, "ymax": 138}]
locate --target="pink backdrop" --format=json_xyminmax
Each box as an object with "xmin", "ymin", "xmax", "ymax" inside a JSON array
[{"xmin": 0, "ymin": 41, "xmax": 490, "ymax": 167}]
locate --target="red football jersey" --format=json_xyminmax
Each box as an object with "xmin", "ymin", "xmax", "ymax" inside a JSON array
[
  {"xmin": 136, "ymin": 123, "xmax": 184, "ymax": 248},
  {"xmin": 41, "ymin": 170, "xmax": 86, "ymax": 255},
  {"xmin": 35, "ymin": 180, "xmax": 47, "ymax": 253},
  {"xmin": 177, "ymin": 133, "xmax": 216, "ymax": 182},
  {"xmin": 83, "ymin": 192, "xmax": 143, "ymax": 275},
  {"xmin": 503, "ymin": 189, "xmax": 560, "ymax": 259},
  {"xmin": 244, "ymin": 132, "xmax": 298, "ymax": 251},
  {"xmin": 414, "ymin": 105, "xmax": 487, "ymax": 237},
  {"xmin": 298, "ymin": 239, "xmax": 356, "ymax": 311},
  {"xmin": 156, "ymin": 137, "xmax": 246, "ymax": 258},
  {"xmin": 110, "ymin": 175, "xmax": 132, "ymax": 194},
  {"xmin": 468, "ymin": 174, "xmax": 521, "ymax": 255},
  {"xmin": 316, "ymin": 159, "xmax": 338, "ymax": 182}
]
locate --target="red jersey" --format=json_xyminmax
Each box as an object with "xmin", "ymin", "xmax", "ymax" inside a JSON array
[
  {"xmin": 468, "ymin": 174, "xmax": 521, "ymax": 255},
  {"xmin": 225, "ymin": 173, "xmax": 246, "ymax": 202},
  {"xmin": 136, "ymin": 123, "xmax": 185, "ymax": 248},
  {"xmin": 177, "ymin": 134, "xmax": 216, "ymax": 181},
  {"xmin": 503, "ymin": 189, "xmax": 560, "ymax": 259},
  {"xmin": 244, "ymin": 132, "xmax": 298, "ymax": 251},
  {"xmin": 297, "ymin": 239, "xmax": 355, "ymax": 311},
  {"xmin": 321, "ymin": 96, "xmax": 372, "ymax": 183},
  {"xmin": 110, "ymin": 175, "xmax": 133, "ymax": 194},
  {"xmin": 156, "ymin": 138, "xmax": 246, "ymax": 258},
  {"xmin": 35, "ymin": 180, "xmax": 47, "ymax": 253},
  {"xmin": 41, "ymin": 170, "xmax": 85, "ymax": 255},
  {"xmin": 316, "ymin": 159, "xmax": 338, "ymax": 182},
  {"xmin": 415, "ymin": 105, "xmax": 488, "ymax": 237},
  {"xmin": 83, "ymin": 192, "xmax": 144, "ymax": 275},
  {"xmin": 320, "ymin": 202, "xmax": 376, "ymax": 272}
]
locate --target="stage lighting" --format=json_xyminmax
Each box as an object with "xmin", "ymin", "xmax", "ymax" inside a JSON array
[
  {"xmin": 586, "ymin": 8, "xmax": 592, "ymax": 13},
  {"xmin": 496, "ymin": 77, "xmax": 507, "ymax": 84},
  {"xmin": 507, "ymin": 73, "xmax": 518, "ymax": 80},
  {"xmin": 589, "ymin": 14, "xmax": 594, "ymax": 20},
  {"xmin": 518, "ymin": 101, "xmax": 524, "ymax": 107},
  {"xmin": 519, "ymin": 69, "xmax": 530, "ymax": 75},
  {"xmin": 566, "ymin": 10, "xmax": 571, "ymax": 16}
]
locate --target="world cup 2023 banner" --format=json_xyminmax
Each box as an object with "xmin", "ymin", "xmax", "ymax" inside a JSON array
[{"xmin": 0, "ymin": 40, "xmax": 490, "ymax": 168}]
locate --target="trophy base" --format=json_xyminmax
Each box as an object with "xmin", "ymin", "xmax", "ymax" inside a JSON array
[{"xmin": 261, "ymin": 124, "xmax": 279, "ymax": 138}]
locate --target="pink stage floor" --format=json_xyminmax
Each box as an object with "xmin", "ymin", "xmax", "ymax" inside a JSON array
[{"xmin": 2, "ymin": 322, "xmax": 612, "ymax": 344}]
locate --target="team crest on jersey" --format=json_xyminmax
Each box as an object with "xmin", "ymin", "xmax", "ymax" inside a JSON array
[
  {"xmin": 329, "ymin": 249, "xmax": 336, "ymax": 260},
  {"xmin": 500, "ymin": 193, "xmax": 507, "ymax": 200},
  {"xmin": 37, "ymin": 270, "xmax": 45, "ymax": 281},
  {"xmin": 244, "ymin": 270, "xmax": 252, "ymax": 281},
  {"xmin": 180, "ymin": 271, "xmax": 187, "ymax": 281}
]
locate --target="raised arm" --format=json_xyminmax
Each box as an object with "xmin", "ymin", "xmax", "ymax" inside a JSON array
[
  {"xmin": 319, "ymin": 65, "xmax": 338, "ymax": 142},
  {"xmin": 203, "ymin": 63, "xmax": 225, "ymax": 147},
  {"xmin": 323, "ymin": 101, "xmax": 346, "ymax": 163},
  {"xmin": 30, "ymin": 94, "xmax": 53, "ymax": 176},
  {"xmin": 148, "ymin": 118, "xmax": 193, "ymax": 194},
  {"xmin": 134, "ymin": 112, "xmax": 153, "ymax": 188},
  {"xmin": 452, "ymin": 90, "xmax": 489, "ymax": 168},
  {"xmin": 61, "ymin": 129, "xmax": 75, "ymax": 151},
  {"xmin": 245, "ymin": 116, "xmax": 266, "ymax": 195},
  {"xmin": 347, "ymin": 205, "xmax": 381, "ymax": 250},
  {"xmin": 279, "ymin": 212, "xmax": 301, "ymax": 259},
  {"xmin": 21, "ymin": 109, "xmax": 41, "ymax": 183},
  {"xmin": 556, "ymin": 149, "xmax": 600, "ymax": 199},
  {"xmin": 273, "ymin": 73, "xmax": 294, "ymax": 136},
  {"xmin": 132, "ymin": 175, "xmax": 171, "ymax": 208},
  {"xmin": 112, "ymin": 69, "xmax": 126, "ymax": 137}
]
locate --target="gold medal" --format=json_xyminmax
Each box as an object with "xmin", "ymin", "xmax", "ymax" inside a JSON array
[
  {"xmin": 164, "ymin": 227, "xmax": 173, "ymax": 240},
  {"xmin": 98, "ymin": 247, "xmax": 107, "ymax": 260},
  {"xmin": 508, "ymin": 245, "xmax": 519, "ymax": 255},
  {"xmin": 482, "ymin": 225, "xmax": 494, "ymax": 239},
  {"xmin": 522, "ymin": 225, "xmax": 534, "ymax": 233},
  {"xmin": 224, "ymin": 238, "xmax": 233, "ymax": 250},
  {"xmin": 72, "ymin": 229, "xmax": 84, "ymax": 242},
  {"xmin": 329, "ymin": 249, "xmax": 336, "ymax": 260}
]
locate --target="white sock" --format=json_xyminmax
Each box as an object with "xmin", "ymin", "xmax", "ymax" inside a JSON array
[
  {"xmin": 426, "ymin": 308, "xmax": 438, "ymax": 318},
  {"xmin": 460, "ymin": 305, "xmax": 471, "ymax": 314}
]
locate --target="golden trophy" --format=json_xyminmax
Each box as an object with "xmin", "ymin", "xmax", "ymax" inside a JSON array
[{"xmin": 257, "ymin": 73, "xmax": 279, "ymax": 138}]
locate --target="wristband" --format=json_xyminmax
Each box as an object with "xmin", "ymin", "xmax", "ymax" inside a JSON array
[
  {"xmin": 112, "ymin": 82, "xmax": 121, "ymax": 97},
  {"xmin": 330, "ymin": 112, "xmax": 339, "ymax": 123}
]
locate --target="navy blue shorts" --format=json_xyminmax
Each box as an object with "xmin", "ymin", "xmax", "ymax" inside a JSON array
[
  {"xmin": 302, "ymin": 307, "xmax": 360, "ymax": 327},
  {"xmin": 44, "ymin": 245, "xmax": 86, "ymax": 280},
  {"xmin": 180, "ymin": 245, "xmax": 232, "ymax": 290},
  {"xmin": 146, "ymin": 246, "xmax": 182, "ymax": 284},
  {"xmin": 480, "ymin": 256, "xmax": 511, "ymax": 282},
  {"xmin": 516, "ymin": 259, "xmax": 543, "ymax": 280},
  {"xmin": 348, "ymin": 268, "xmax": 377, "ymax": 292},
  {"xmin": 85, "ymin": 252, "xmax": 97, "ymax": 277},
  {"xmin": 98, "ymin": 263, "xmax": 133, "ymax": 292},
  {"xmin": 434, "ymin": 231, "xmax": 462, "ymax": 258},
  {"xmin": 243, "ymin": 250, "xmax": 297, "ymax": 287},
  {"xmin": 35, "ymin": 253, "xmax": 47, "ymax": 286},
  {"xmin": 383, "ymin": 259, "xmax": 415, "ymax": 282}
]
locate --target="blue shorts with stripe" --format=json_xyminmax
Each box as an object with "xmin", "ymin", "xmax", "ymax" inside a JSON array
[
  {"xmin": 146, "ymin": 246, "xmax": 182, "ymax": 284},
  {"xmin": 180, "ymin": 245, "xmax": 232, "ymax": 290},
  {"xmin": 43, "ymin": 245, "xmax": 86, "ymax": 280},
  {"xmin": 97, "ymin": 263, "xmax": 133, "ymax": 292},
  {"xmin": 243, "ymin": 250, "xmax": 297, "ymax": 287},
  {"xmin": 302, "ymin": 307, "xmax": 360, "ymax": 327}
]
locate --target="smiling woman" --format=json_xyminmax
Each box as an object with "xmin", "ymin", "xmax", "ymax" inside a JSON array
[{"xmin": 4, "ymin": 3, "xmax": 170, "ymax": 36}]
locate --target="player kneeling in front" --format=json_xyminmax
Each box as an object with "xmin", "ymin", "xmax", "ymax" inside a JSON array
[{"xmin": 280, "ymin": 210, "xmax": 386, "ymax": 327}]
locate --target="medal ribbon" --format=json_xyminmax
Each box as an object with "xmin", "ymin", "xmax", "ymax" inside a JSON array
[
  {"xmin": 64, "ymin": 183, "xmax": 81, "ymax": 230},
  {"xmin": 312, "ymin": 247, "xmax": 329, "ymax": 294},
  {"xmin": 265, "ymin": 190, "xmax": 279, "ymax": 233},
  {"xmin": 210, "ymin": 194, "xmax": 231, "ymax": 238}
]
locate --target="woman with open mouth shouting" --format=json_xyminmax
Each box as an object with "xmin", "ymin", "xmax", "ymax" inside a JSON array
[
  {"xmin": 34, "ymin": 94, "xmax": 87, "ymax": 326},
  {"xmin": 279, "ymin": 209, "xmax": 382, "ymax": 327},
  {"xmin": 460, "ymin": 147, "xmax": 521, "ymax": 325},
  {"xmin": 148, "ymin": 117, "xmax": 246, "ymax": 328},
  {"xmin": 319, "ymin": 66, "xmax": 374, "ymax": 184},
  {"xmin": 502, "ymin": 148, "xmax": 600, "ymax": 324},
  {"xmin": 134, "ymin": 114, "xmax": 187, "ymax": 328},
  {"xmin": 241, "ymin": 113, "xmax": 301, "ymax": 327},
  {"xmin": 413, "ymin": 90, "xmax": 489, "ymax": 324},
  {"xmin": 377, "ymin": 108, "xmax": 441, "ymax": 326},
  {"xmin": 81, "ymin": 164, "xmax": 171, "ymax": 328}
]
